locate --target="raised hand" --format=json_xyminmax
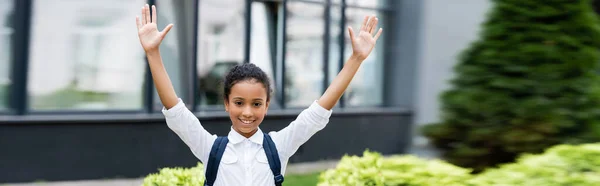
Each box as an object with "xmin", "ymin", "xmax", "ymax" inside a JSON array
[
  {"xmin": 348, "ymin": 15, "xmax": 383, "ymax": 61},
  {"xmin": 136, "ymin": 4, "xmax": 173, "ymax": 53}
]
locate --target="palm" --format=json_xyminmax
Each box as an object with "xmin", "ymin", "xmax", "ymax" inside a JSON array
[
  {"xmin": 348, "ymin": 15, "xmax": 383, "ymax": 61},
  {"xmin": 136, "ymin": 4, "xmax": 173, "ymax": 52}
]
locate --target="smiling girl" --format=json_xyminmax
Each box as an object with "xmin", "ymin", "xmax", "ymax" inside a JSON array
[{"xmin": 135, "ymin": 4, "xmax": 382, "ymax": 186}]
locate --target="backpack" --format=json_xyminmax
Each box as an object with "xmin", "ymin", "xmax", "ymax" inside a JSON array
[{"xmin": 203, "ymin": 132, "xmax": 284, "ymax": 186}]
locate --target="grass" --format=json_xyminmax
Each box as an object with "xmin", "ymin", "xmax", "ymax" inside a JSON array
[{"xmin": 284, "ymin": 172, "xmax": 322, "ymax": 186}]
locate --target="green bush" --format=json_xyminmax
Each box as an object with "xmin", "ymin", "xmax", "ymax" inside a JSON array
[
  {"xmin": 467, "ymin": 143, "xmax": 600, "ymax": 185},
  {"xmin": 141, "ymin": 162, "xmax": 320, "ymax": 186},
  {"xmin": 318, "ymin": 143, "xmax": 600, "ymax": 186},
  {"xmin": 142, "ymin": 144, "xmax": 600, "ymax": 185},
  {"xmin": 317, "ymin": 150, "xmax": 473, "ymax": 186},
  {"xmin": 142, "ymin": 163, "xmax": 205, "ymax": 186},
  {"xmin": 421, "ymin": 0, "xmax": 600, "ymax": 171}
]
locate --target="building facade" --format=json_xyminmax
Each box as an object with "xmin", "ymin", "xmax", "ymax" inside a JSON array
[{"xmin": 0, "ymin": 0, "xmax": 496, "ymax": 183}]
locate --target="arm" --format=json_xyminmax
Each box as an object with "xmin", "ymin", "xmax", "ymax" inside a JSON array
[
  {"xmin": 136, "ymin": 4, "xmax": 215, "ymax": 163},
  {"xmin": 136, "ymin": 4, "xmax": 177, "ymax": 109},
  {"xmin": 270, "ymin": 15, "xmax": 383, "ymax": 158},
  {"xmin": 317, "ymin": 15, "xmax": 383, "ymax": 110},
  {"xmin": 147, "ymin": 51, "xmax": 178, "ymax": 109}
]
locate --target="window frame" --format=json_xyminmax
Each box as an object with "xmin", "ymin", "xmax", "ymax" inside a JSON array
[
  {"xmin": 2, "ymin": 0, "xmax": 394, "ymax": 117},
  {"xmin": 17, "ymin": 0, "xmax": 153, "ymax": 114},
  {"xmin": 247, "ymin": 0, "xmax": 392, "ymax": 109},
  {"xmin": 7, "ymin": 0, "xmax": 31, "ymax": 115}
]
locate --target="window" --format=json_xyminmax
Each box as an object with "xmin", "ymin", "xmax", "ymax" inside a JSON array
[
  {"xmin": 196, "ymin": 0, "xmax": 246, "ymax": 108},
  {"xmin": 152, "ymin": 0, "xmax": 186, "ymax": 110},
  {"xmin": 334, "ymin": 0, "xmax": 386, "ymax": 8},
  {"xmin": 285, "ymin": 2, "xmax": 326, "ymax": 107},
  {"xmin": 328, "ymin": 4, "xmax": 342, "ymax": 85},
  {"xmin": 27, "ymin": 0, "xmax": 147, "ymax": 110},
  {"xmin": 0, "ymin": 0, "xmax": 13, "ymax": 110},
  {"xmin": 342, "ymin": 8, "xmax": 386, "ymax": 106},
  {"xmin": 250, "ymin": 1, "xmax": 281, "ymax": 108},
  {"xmin": 249, "ymin": 0, "xmax": 389, "ymax": 109},
  {"xmin": 0, "ymin": 0, "xmax": 393, "ymax": 116}
]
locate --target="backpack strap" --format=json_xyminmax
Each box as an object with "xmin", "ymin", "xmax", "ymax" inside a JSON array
[
  {"xmin": 204, "ymin": 136, "xmax": 228, "ymax": 186},
  {"xmin": 263, "ymin": 133, "xmax": 284, "ymax": 186}
]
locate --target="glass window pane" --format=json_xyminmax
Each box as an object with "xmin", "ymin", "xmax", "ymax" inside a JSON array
[
  {"xmin": 250, "ymin": 2, "xmax": 280, "ymax": 108},
  {"xmin": 291, "ymin": 0, "xmax": 325, "ymax": 2},
  {"xmin": 327, "ymin": 5, "xmax": 342, "ymax": 108},
  {"xmin": 333, "ymin": 0, "xmax": 387, "ymax": 8},
  {"xmin": 343, "ymin": 8, "xmax": 386, "ymax": 106},
  {"xmin": 153, "ymin": 0, "xmax": 184, "ymax": 110},
  {"xmin": 0, "ymin": 0, "xmax": 13, "ymax": 110},
  {"xmin": 196, "ymin": 0, "xmax": 246, "ymax": 107},
  {"xmin": 329, "ymin": 5, "xmax": 341, "ymax": 84},
  {"xmin": 285, "ymin": 2, "xmax": 325, "ymax": 107},
  {"xmin": 28, "ymin": 0, "xmax": 147, "ymax": 110}
]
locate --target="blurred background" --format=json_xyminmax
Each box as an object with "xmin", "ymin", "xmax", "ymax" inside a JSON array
[{"xmin": 3, "ymin": 0, "xmax": 600, "ymax": 185}]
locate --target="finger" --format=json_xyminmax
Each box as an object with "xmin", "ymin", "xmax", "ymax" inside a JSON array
[
  {"xmin": 141, "ymin": 6, "xmax": 146, "ymax": 25},
  {"xmin": 152, "ymin": 5, "xmax": 157, "ymax": 24},
  {"xmin": 145, "ymin": 4, "xmax": 151, "ymax": 24},
  {"xmin": 369, "ymin": 17, "xmax": 378, "ymax": 34},
  {"xmin": 365, "ymin": 15, "xmax": 373, "ymax": 33},
  {"xmin": 160, "ymin": 24, "xmax": 174, "ymax": 38},
  {"xmin": 374, "ymin": 28, "xmax": 383, "ymax": 41},
  {"xmin": 360, "ymin": 15, "xmax": 369, "ymax": 32},
  {"xmin": 136, "ymin": 16, "xmax": 141, "ymax": 30},
  {"xmin": 348, "ymin": 26, "xmax": 355, "ymax": 42}
]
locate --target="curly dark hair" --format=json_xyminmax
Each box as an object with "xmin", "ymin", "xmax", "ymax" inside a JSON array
[{"xmin": 223, "ymin": 63, "xmax": 272, "ymax": 101}]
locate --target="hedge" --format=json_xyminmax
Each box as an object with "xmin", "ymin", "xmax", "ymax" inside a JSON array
[
  {"xmin": 142, "ymin": 162, "xmax": 205, "ymax": 186},
  {"xmin": 317, "ymin": 143, "xmax": 600, "ymax": 186},
  {"xmin": 317, "ymin": 151, "xmax": 473, "ymax": 186},
  {"xmin": 468, "ymin": 143, "xmax": 600, "ymax": 185},
  {"xmin": 141, "ymin": 143, "xmax": 600, "ymax": 185}
]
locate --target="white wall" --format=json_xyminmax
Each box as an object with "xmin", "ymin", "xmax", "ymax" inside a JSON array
[{"xmin": 414, "ymin": 0, "xmax": 491, "ymax": 136}]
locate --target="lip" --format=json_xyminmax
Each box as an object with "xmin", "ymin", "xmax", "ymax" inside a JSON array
[{"xmin": 239, "ymin": 118, "xmax": 255, "ymax": 125}]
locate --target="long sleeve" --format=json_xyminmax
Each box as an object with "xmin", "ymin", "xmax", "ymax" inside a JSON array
[
  {"xmin": 270, "ymin": 100, "xmax": 333, "ymax": 158},
  {"xmin": 162, "ymin": 98, "xmax": 216, "ymax": 164}
]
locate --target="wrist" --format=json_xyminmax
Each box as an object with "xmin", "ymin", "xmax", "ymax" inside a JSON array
[
  {"xmin": 146, "ymin": 49, "xmax": 160, "ymax": 57},
  {"xmin": 348, "ymin": 54, "xmax": 365, "ymax": 63}
]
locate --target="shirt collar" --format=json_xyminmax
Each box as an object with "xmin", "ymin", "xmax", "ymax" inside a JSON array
[{"xmin": 227, "ymin": 127, "xmax": 264, "ymax": 145}]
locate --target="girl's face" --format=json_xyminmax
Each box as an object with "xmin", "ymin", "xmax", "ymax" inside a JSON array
[{"xmin": 224, "ymin": 80, "xmax": 270, "ymax": 138}]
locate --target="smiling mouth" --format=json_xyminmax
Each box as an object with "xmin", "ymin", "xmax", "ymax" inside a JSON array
[{"xmin": 239, "ymin": 119, "xmax": 255, "ymax": 124}]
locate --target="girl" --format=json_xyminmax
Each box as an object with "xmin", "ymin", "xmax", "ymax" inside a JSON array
[{"xmin": 135, "ymin": 4, "xmax": 382, "ymax": 186}]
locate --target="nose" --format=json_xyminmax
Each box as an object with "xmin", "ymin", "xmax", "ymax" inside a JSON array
[{"xmin": 242, "ymin": 105, "xmax": 253, "ymax": 118}]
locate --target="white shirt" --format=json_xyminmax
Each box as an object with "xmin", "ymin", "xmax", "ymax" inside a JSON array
[{"xmin": 161, "ymin": 99, "xmax": 332, "ymax": 186}]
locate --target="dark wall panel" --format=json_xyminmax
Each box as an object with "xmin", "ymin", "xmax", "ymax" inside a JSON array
[{"xmin": 0, "ymin": 113, "xmax": 411, "ymax": 183}]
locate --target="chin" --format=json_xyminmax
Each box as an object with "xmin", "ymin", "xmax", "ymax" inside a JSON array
[{"xmin": 237, "ymin": 125, "xmax": 257, "ymax": 133}]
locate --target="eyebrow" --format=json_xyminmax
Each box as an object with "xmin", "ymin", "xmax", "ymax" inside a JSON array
[{"xmin": 232, "ymin": 97, "xmax": 264, "ymax": 101}]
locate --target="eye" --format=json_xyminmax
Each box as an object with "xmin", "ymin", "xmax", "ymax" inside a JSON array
[
  {"xmin": 235, "ymin": 101, "xmax": 243, "ymax": 106},
  {"xmin": 253, "ymin": 102, "xmax": 262, "ymax": 107}
]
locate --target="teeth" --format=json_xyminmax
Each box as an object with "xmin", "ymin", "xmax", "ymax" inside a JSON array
[{"xmin": 241, "ymin": 119, "xmax": 254, "ymax": 124}]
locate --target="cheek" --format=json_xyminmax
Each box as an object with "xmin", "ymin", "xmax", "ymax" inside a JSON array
[
  {"xmin": 252, "ymin": 108, "xmax": 268, "ymax": 125},
  {"xmin": 227, "ymin": 108, "xmax": 241, "ymax": 119},
  {"xmin": 253, "ymin": 109, "xmax": 266, "ymax": 120}
]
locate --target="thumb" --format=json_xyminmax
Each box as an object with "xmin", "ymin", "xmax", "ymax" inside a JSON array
[
  {"xmin": 160, "ymin": 24, "xmax": 174, "ymax": 38},
  {"xmin": 348, "ymin": 26, "xmax": 355, "ymax": 43}
]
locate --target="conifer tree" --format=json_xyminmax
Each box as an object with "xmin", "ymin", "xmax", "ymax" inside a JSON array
[{"xmin": 422, "ymin": 0, "xmax": 600, "ymax": 171}]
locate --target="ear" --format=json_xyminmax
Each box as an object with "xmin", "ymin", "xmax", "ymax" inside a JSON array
[
  {"xmin": 264, "ymin": 100, "xmax": 270, "ymax": 115},
  {"xmin": 223, "ymin": 99, "xmax": 229, "ymax": 112}
]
